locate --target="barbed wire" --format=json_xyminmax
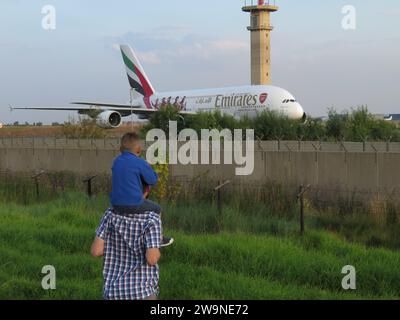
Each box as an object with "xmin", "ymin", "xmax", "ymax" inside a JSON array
[{"xmin": 1, "ymin": 137, "xmax": 400, "ymax": 153}]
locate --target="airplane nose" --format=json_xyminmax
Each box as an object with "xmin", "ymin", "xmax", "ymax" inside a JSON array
[
  {"xmin": 298, "ymin": 104, "xmax": 304, "ymax": 116},
  {"xmin": 291, "ymin": 103, "xmax": 305, "ymax": 120},
  {"xmin": 298, "ymin": 104, "xmax": 306, "ymax": 121}
]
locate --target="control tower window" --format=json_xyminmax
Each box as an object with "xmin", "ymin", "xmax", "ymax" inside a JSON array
[{"xmin": 251, "ymin": 15, "xmax": 259, "ymax": 28}]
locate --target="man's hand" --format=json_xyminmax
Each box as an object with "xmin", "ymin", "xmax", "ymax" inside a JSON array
[
  {"xmin": 91, "ymin": 236, "xmax": 105, "ymax": 257},
  {"xmin": 146, "ymin": 248, "xmax": 161, "ymax": 266}
]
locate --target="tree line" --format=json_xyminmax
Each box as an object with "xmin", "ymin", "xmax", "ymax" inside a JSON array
[{"xmin": 143, "ymin": 105, "xmax": 400, "ymax": 142}]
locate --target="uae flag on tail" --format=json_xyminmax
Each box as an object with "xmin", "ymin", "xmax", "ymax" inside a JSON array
[{"xmin": 120, "ymin": 45, "xmax": 155, "ymax": 99}]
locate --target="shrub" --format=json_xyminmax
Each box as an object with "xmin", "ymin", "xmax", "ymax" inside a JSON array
[{"xmin": 62, "ymin": 118, "xmax": 107, "ymax": 139}]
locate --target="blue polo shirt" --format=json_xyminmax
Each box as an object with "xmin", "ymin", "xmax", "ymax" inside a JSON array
[{"xmin": 110, "ymin": 151, "xmax": 158, "ymax": 206}]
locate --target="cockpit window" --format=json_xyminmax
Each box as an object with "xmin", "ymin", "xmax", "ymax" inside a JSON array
[{"xmin": 282, "ymin": 99, "xmax": 296, "ymax": 103}]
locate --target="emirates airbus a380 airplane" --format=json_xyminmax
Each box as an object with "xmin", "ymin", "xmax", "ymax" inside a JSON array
[{"xmin": 12, "ymin": 45, "xmax": 306, "ymax": 128}]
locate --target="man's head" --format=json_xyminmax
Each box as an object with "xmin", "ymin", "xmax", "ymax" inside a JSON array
[{"xmin": 120, "ymin": 132, "xmax": 142, "ymax": 155}]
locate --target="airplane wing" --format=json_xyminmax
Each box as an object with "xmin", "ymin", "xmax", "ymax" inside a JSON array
[
  {"xmin": 11, "ymin": 102, "xmax": 196, "ymax": 117},
  {"xmin": 71, "ymin": 102, "xmax": 141, "ymax": 108},
  {"xmin": 10, "ymin": 106, "xmax": 107, "ymax": 117},
  {"xmin": 71, "ymin": 102, "xmax": 196, "ymax": 116}
]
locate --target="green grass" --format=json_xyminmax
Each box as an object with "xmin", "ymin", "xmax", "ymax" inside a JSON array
[{"xmin": 0, "ymin": 193, "xmax": 399, "ymax": 300}]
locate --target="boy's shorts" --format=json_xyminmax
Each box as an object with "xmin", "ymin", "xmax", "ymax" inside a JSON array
[{"xmin": 113, "ymin": 199, "xmax": 161, "ymax": 216}]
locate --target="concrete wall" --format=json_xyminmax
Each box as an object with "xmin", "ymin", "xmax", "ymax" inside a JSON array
[{"xmin": 1, "ymin": 138, "xmax": 400, "ymax": 192}]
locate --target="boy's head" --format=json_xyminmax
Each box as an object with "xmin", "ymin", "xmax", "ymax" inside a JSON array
[{"xmin": 120, "ymin": 132, "xmax": 142, "ymax": 155}]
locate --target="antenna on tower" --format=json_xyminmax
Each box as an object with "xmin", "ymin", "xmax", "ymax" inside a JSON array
[{"xmin": 244, "ymin": 0, "xmax": 276, "ymax": 6}]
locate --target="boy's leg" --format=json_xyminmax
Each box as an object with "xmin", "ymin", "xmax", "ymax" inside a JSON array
[
  {"xmin": 114, "ymin": 200, "xmax": 174, "ymax": 247},
  {"xmin": 138, "ymin": 199, "xmax": 161, "ymax": 215},
  {"xmin": 129, "ymin": 199, "xmax": 174, "ymax": 247},
  {"xmin": 139, "ymin": 200, "xmax": 173, "ymax": 247},
  {"xmin": 113, "ymin": 200, "xmax": 161, "ymax": 216}
]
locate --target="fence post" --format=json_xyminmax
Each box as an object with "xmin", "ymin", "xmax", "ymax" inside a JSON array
[
  {"xmin": 83, "ymin": 175, "xmax": 97, "ymax": 197},
  {"xmin": 31, "ymin": 171, "xmax": 46, "ymax": 199},
  {"xmin": 214, "ymin": 180, "xmax": 231, "ymax": 226},
  {"xmin": 297, "ymin": 184, "xmax": 310, "ymax": 236}
]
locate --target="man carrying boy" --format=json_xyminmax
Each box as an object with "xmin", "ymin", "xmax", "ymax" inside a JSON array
[
  {"xmin": 91, "ymin": 132, "xmax": 172, "ymax": 300},
  {"xmin": 112, "ymin": 132, "xmax": 171, "ymax": 238}
]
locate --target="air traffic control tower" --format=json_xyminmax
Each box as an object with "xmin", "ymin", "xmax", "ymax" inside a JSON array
[{"xmin": 242, "ymin": 0, "xmax": 279, "ymax": 85}]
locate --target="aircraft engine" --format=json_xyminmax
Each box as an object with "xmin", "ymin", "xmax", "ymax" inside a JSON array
[{"xmin": 96, "ymin": 111, "xmax": 122, "ymax": 128}]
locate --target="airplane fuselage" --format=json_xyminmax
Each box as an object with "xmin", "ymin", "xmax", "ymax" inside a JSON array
[{"xmin": 137, "ymin": 85, "xmax": 305, "ymax": 120}]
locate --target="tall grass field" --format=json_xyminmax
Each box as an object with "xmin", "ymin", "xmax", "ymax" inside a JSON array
[{"xmin": 0, "ymin": 193, "xmax": 399, "ymax": 300}]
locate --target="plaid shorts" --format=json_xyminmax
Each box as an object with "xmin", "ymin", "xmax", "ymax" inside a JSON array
[{"xmin": 96, "ymin": 208, "xmax": 162, "ymax": 300}]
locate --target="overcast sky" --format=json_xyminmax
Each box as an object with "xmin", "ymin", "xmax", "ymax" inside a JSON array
[{"xmin": 0, "ymin": 0, "xmax": 399, "ymax": 124}]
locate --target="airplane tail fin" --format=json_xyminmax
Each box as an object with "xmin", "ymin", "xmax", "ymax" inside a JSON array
[{"xmin": 120, "ymin": 45, "xmax": 155, "ymax": 97}]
